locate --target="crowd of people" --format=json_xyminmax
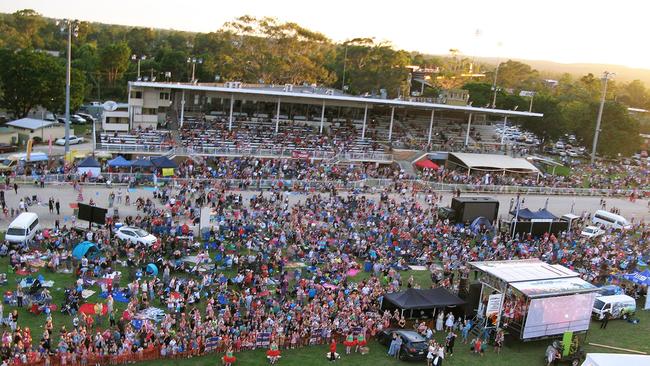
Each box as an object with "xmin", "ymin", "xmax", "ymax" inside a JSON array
[{"xmin": 0, "ymin": 175, "xmax": 647, "ymax": 366}]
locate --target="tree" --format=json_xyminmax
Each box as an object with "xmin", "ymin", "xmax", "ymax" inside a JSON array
[
  {"xmin": 100, "ymin": 42, "xmax": 131, "ymax": 84},
  {"xmin": 618, "ymin": 80, "xmax": 649, "ymax": 109},
  {"xmin": 488, "ymin": 60, "xmax": 539, "ymax": 90},
  {"xmin": 520, "ymin": 94, "xmax": 566, "ymax": 143},
  {"xmin": 0, "ymin": 49, "xmax": 85, "ymax": 118}
]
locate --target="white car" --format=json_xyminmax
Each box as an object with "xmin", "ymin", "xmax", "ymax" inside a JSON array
[
  {"xmin": 55, "ymin": 136, "xmax": 84, "ymax": 145},
  {"xmin": 581, "ymin": 225, "xmax": 605, "ymax": 239},
  {"xmin": 115, "ymin": 226, "xmax": 158, "ymax": 246}
]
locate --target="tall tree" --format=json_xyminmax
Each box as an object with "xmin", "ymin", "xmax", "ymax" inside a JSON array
[{"xmin": 99, "ymin": 41, "xmax": 131, "ymax": 84}]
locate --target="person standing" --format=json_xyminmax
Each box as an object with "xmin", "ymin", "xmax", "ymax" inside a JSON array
[
  {"xmin": 494, "ymin": 329, "xmax": 504, "ymax": 354},
  {"xmin": 13, "ymin": 183, "xmax": 17, "ymax": 195},
  {"xmin": 55, "ymin": 199, "xmax": 60, "ymax": 215},
  {"xmin": 445, "ymin": 331, "xmax": 456, "ymax": 357},
  {"xmin": 436, "ymin": 311, "xmax": 444, "ymax": 332},
  {"xmin": 600, "ymin": 312, "xmax": 610, "ymax": 329},
  {"xmin": 48, "ymin": 198, "xmax": 53, "ymax": 214}
]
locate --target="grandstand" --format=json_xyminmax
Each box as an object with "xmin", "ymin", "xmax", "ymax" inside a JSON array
[{"xmin": 95, "ymin": 81, "xmax": 543, "ymax": 163}]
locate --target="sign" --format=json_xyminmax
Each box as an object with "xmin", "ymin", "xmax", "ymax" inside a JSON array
[
  {"xmin": 291, "ymin": 150, "xmax": 312, "ymax": 159},
  {"xmin": 519, "ymin": 90, "xmax": 536, "ymax": 97},
  {"xmin": 486, "ymin": 293, "xmax": 503, "ymax": 318},
  {"xmin": 162, "ymin": 168, "xmax": 174, "ymax": 177}
]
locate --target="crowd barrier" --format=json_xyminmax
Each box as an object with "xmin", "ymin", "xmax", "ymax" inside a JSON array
[{"xmin": 10, "ymin": 174, "xmax": 648, "ymax": 197}]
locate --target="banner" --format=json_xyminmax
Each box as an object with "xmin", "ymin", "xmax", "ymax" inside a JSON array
[
  {"xmin": 162, "ymin": 168, "xmax": 174, "ymax": 177},
  {"xmin": 292, "ymin": 150, "xmax": 312, "ymax": 159},
  {"xmin": 561, "ymin": 331, "xmax": 573, "ymax": 357},
  {"xmin": 486, "ymin": 293, "xmax": 502, "ymax": 318},
  {"xmin": 26, "ymin": 138, "xmax": 33, "ymax": 161}
]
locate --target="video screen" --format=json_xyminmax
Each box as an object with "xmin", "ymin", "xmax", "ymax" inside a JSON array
[{"xmin": 522, "ymin": 293, "xmax": 596, "ymax": 339}]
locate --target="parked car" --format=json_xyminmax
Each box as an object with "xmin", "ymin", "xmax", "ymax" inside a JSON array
[
  {"xmin": 55, "ymin": 136, "xmax": 84, "ymax": 145},
  {"xmin": 71, "ymin": 114, "xmax": 88, "ymax": 124},
  {"xmin": 580, "ymin": 225, "xmax": 605, "ymax": 238},
  {"xmin": 76, "ymin": 112, "xmax": 96, "ymax": 123},
  {"xmin": 115, "ymin": 226, "xmax": 158, "ymax": 246},
  {"xmin": 376, "ymin": 329, "xmax": 428, "ymax": 361}
]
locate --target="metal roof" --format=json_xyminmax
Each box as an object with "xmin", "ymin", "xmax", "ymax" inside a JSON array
[
  {"xmin": 130, "ymin": 81, "xmax": 544, "ymax": 118},
  {"xmin": 449, "ymin": 152, "xmax": 541, "ymax": 173},
  {"xmin": 469, "ymin": 259, "xmax": 579, "ymax": 283},
  {"xmin": 6, "ymin": 118, "xmax": 56, "ymax": 130}
]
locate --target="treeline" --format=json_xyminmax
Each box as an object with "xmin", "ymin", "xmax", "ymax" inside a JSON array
[{"xmin": 0, "ymin": 9, "xmax": 646, "ymax": 156}]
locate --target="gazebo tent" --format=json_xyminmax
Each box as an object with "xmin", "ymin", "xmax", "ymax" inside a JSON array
[
  {"xmin": 151, "ymin": 156, "xmax": 177, "ymax": 169},
  {"xmin": 77, "ymin": 157, "xmax": 101, "ymax": 177},
  {"xmin": 381, "ymin": 288, "xmax": 465, "ymax": 318},
  {"xmin": 510, "ymin": 208, "xmax": 558, "ymax": 220},
  {"xmin": 107, "ymin": 156, "xmax": 131, "ymax": 168},
  {"xmin": 131, "ymin": 158, "xmax": 153, "ymax": 169},
  {"xmin": 72, "ymin": 241, "xmax": 99, "ymax": 260}
]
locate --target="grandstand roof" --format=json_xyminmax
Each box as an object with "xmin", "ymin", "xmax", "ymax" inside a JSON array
[
  {"xmin": 448, "ymin": 152, "xmax": 540, "ymax": 173},
  {"xmin": 130, "ymin": 81, "xmax": 544, "ymax": 118}
]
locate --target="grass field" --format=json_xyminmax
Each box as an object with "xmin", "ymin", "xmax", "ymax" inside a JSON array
[{"xmin": 2, "ymin": 255, "xmax": 649, "ymax": 366}]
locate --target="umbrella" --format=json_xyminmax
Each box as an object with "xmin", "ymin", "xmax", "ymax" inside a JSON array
[{"xmin": 415, "ymin": 159, "xmax": 439, "ymax": 170}]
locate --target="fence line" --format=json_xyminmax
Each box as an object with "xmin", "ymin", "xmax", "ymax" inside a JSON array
[{"xmin": 12, "ymin": 174, "xmax": 648, "ymax": 197}]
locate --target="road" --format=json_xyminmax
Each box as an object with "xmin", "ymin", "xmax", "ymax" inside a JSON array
[{"xmin": 0, "ymin": 184, "xmax": 649, "ymax": 230}]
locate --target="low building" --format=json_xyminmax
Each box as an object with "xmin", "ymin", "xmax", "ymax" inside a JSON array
[{"xmin": 5, "ymin": 118, "xmax": 65, "ymax": 144}]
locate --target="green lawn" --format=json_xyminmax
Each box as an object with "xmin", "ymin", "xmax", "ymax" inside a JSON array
[
  {"xmin": 73, "ymin": 124, "xmax": 91, "ymax": 136},
  {"xmin": 2, "ymin": 255, "xmax": 649, "ymax": 366}
]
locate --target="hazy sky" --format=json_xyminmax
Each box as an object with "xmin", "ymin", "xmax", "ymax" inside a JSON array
[{"xmin": 3, "ymin": 0, "xmax": 649, "ymax": 69}]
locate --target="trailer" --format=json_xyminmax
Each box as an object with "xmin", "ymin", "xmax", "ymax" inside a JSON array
[{"xmin": 450, "ymin": 197, "xmax": 499, "ymax": 224}]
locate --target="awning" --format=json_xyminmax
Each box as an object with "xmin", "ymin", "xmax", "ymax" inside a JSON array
[
  {"xmin": 448, "ymin": 152, "xmax": 540, "ymax": 173},
  {"xmin": 415, "ymin": 159, "xmax": 439, "ymax": 170},
  {"xmin": 107, "ymin": 156, "xmax": 131, "ymax": 167}
]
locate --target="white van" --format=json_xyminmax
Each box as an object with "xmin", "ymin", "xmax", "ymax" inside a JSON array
[
  {"xmin": 592, "ymin": 210, "xmax": 631, "ymax": 230},
  {"xmin": 5, "ymin": 213, "xmax": 40, "ymax": 244},
  {"xmin": 592, "ymin": 294, "xmax": 636, "ymax": 319}
]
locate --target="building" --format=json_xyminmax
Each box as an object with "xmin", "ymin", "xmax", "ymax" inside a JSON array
[
  {"xmin": 101, "ymin": 103, "xmax": 130, "ymax": 132},
  {"xmin": 5, "ymin": 118, "xmax": 65, "ymax": 145}
]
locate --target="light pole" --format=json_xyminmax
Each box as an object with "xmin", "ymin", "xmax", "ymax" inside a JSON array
[
  {"xmin": 187, "ymin": 57, "xmax": 203, "ymax": 82},
  {"xmin": 58, "ymin": 19, "xmax": 79, "ymax": 156},
  {"xmin": 590, "ymin": 71, "xmax": 615, "ymax": 164},
  {"xmin": 131, "ymin": 54, "xmax": 147, "ymax": 80},
  {"xmin": 491, "ymin": 62, "xmax": 500, "ymax": 108},
  {"xmin": 341, "ymin": 42, "xmax": 348, "ymax": 91}
]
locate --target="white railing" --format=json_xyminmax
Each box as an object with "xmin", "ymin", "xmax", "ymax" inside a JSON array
[{"xmin": 12, "ymin": 174, "xmax": 648, "ymax": 197}]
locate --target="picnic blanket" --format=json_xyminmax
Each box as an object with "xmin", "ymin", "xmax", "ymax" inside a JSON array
[
  {"xmin": 79, "ymin": 303, "xmax": 107, "ymax": 316},
  {"xmin": 409, "ymin": 265, "xmax": 428, "ymax": 271},
  {"xmin": 134, "ymin": 307, "xmax": 165, "ymax": 322},
  {"xmin": 99, "ymin": 290, "xmax": 129, "ymax": 303},
  {"xmin": 81, "ymin": 290, "xmax": 95, "ymax": 299},
  {"xmin": 19, "ymin": 278, "xmax": 54, "ymax": 288},
  {"xmin": 346, "ymin": 268, "xmax": 360, "ymax": 277},
  {"xmin": 285, "ymin": 262, "xmax": 306, "ymax": 269}
]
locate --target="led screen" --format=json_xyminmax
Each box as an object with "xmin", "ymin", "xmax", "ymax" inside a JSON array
[{"xmin": 522, "ymin": 293, "xmax": 596, "ymax": 339}]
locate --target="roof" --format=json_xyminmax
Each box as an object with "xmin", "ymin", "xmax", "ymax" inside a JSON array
[
  {"xmin": 453, "ymin": 197, "xmax": 499, "ymax": 204},
  {"xmin": 469, "ymin": 259, "xmax": 579, "ymax": 283},
  {"xmin": 382, "ymin": 288, "xmax": 465, "ymax": 310},
  {"xmin": 131, "ymin": 81, "xmax": 544, "ymax": 118},
  {"xmin": 6, "ymin": 118, "xmax": 55, "ymax": 130},
  {"xmin": 449, "ymin": 152, "xmax": 540, "ymax": 173},
  {"xmin": 510, "ymin": 277, "xmax": 598, "ymax": 298},
  {"xmin": 583, "ymin": 353, "xmax": 650, "ymax": 366},
  {"xmin": 595, "ymin": 294, "xmax": 637, "ymax": 302},
  {"xmin": 9, "ymin": 212, "xmax": 39, "ymax": 228}
]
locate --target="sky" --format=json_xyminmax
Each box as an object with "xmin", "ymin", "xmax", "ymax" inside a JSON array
[{"xmin": 2, "ymin": 0, "xmax": 650, "ymax": 69}]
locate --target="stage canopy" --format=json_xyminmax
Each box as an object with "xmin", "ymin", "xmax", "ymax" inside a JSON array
[
  {"xmin": 470, "ymin": 259, "xmax": 578, "ymax": 284},
  {"xmin": 382, "ymin": 288, "xmax": 465, "ymax": 310},
  {"xmin": 448, "ymin": 152, "xmax": 540, "ymax": 174}
]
